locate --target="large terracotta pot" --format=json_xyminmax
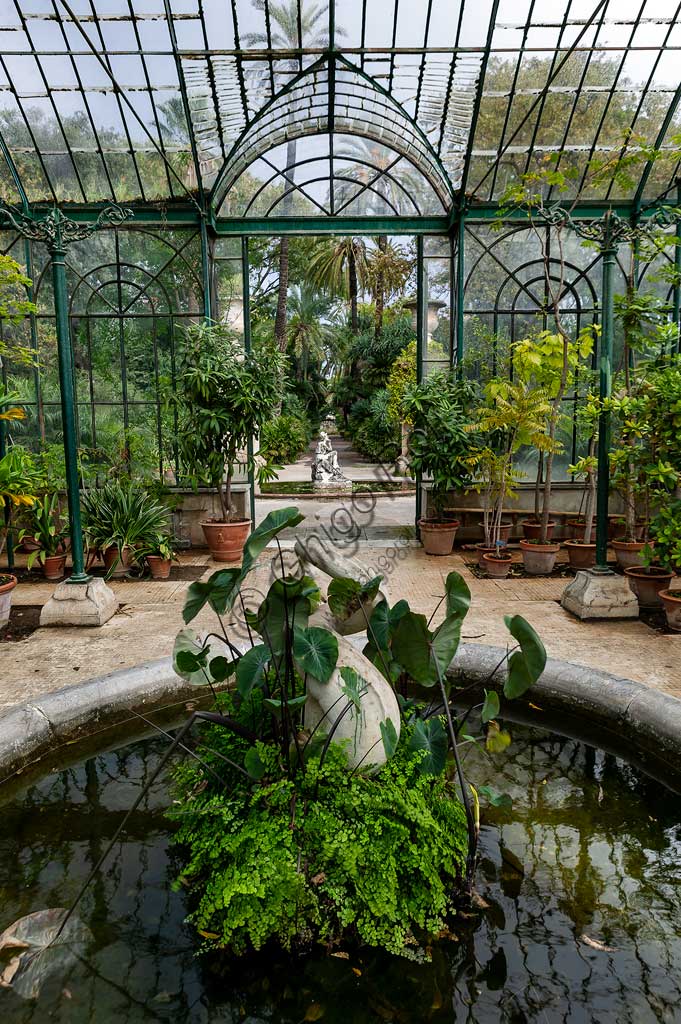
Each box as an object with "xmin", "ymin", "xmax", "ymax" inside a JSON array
[
  {"xmin": 201, "ymin": 519, "xmax": 251, "ymax": 562},
  {"xmin": 521, "ymin": 519, "xmax": 556, "ymax": 541},
  {"xmin": 566, "ymin": 518, "xmax": 586, "ymax": 541},
  {"xmin": 482, "ymin": 552, "xmax": 513, "ymax": 579},
  {"xmin": 660, "ymin": 589, "xmax": 681, "ymax": 632},
  {"xmin": 495, "ymin": 521, "xmax": 513, "ymax": 543},
  {"xmin": 43, "ymin": 554, "xmax": 67, "ymax": 581},
  {"xmin": 519, "ymin": 539, "xmax": 560, "ymax": 575},
  {"xmin": 147, "ymin": 555, "xmax": 172, "ymax": 580},
  {"xmin": 103, "ymin": 545, "xmax": 133, "ymax": 578},
  {"xmin": 0, "ymin": 574, "xmax": 17, "ymax": 629},
  {"xmin": 564, "ymin": 540, "xmax": 597, "ymax": 570},
  {"xmin": 624, "ymin": 566, "xmax": 673, "ymax": 609},
  {"xmin": 612, "ymin": 539, "xmax": 651, "ymax": 570},
  {"xmin": 419, "ymin": 518, "xmax": 459, "ymax": 556}
]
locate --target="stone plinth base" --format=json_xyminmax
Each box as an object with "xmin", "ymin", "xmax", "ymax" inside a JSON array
[
  {"xmin": 40, "ymin": 577, "xmax": 119, "ymax": 627},
  {"xmin": 313, "ymin": 478, "xmax": 352, "ymax": 493},
  {"xmin": 561, "ymin": 569, "xmax": 639, "ymax": 621}
]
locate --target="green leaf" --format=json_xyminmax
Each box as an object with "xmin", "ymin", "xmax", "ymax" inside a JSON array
[
  {"xmin": 263, "ymin": 694, "xmax": 308, "ymax": 717},
  {"xmin": 339, "ymin": 665, "xmax": 364, "ymax": 709},
  {"xmin": 503, "ymin": 615, "xmax": 547, "ymax": 699},
  {"xmin": 379, "ymin": 717, "xmax": 399, "ymax": 759},
  {"xmin": 244, "ymin": 746, "xmax": 267, "ymax": 780},
  {"xmin": 478, "ymin": 784, "xmax": 512, "ymax": 809},
  {"xmin": 293, "ymin": 626, "xmax": 338, "ymax": 683},
  {"xmin": 444, "ymin": 572, "xmax": 471, "ymax": 618},
  {"xmin": 391, "ymin": 611, "xmax": 433, "ymax": 684},
  {"xmin": 481, "ymin": 689, "xmax": 500, "ymax": 724},
  {"xmin": 242, "ymin": 506, "xmax": 304, "ymax": 573},
  {"xmin": 235, "ymin": 643, "xmax": 271, "ymax": 699},
  {"xmin": 183, "ymin": 567, "xmax": 242, "ymax": 624},
  {"xmin": 327, "ymin": 575, "xmax": 383, "ymax": 619},
  {"xmin": 209, "ymin": 655, "xmax": 235, "ymax": 683},
  {"xmin": 173, "ymin": 629, "xmax": 212, "ymax": 685},
  {"xmin": 409, "ymin": 718, "xmax": 448, "ymax": 776},
  {"xmin": 368, "ymin": 598, "xmax": 410, "ymax": 651},
  {"xmin": 431, "ymin": 614, "xmax": 462, "ymax": 678},
  {"xmin": 253, "ymin": 575, "xmax": 321, "ymax": 660},
  {"xmin": 175, "ymin": 648, "xmax": 207, "ymax": 674},
  {"xmin": 486, "ymin": 721, "xmax": 512, "ymax": 754}
]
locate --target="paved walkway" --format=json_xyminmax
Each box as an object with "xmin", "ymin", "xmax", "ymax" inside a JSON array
[
  {"xmin": 1, "ymin": 543, "xmax": 680, "ymax": 714},
  {"xmin": 269, "ymin": 432, "xmax": 410, "ymax": 485}
]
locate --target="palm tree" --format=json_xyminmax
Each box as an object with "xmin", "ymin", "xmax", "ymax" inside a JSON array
[
  {"xmin": 307, "ymin": 237, "xmax": 368, "ymax": 335},
  {"xmin": 286, "ymin": 284, "xmax": 338, "ymax": 380},
  {"xmin": 364, "ymin": 237, "xmax": 412, "ymax": 343},
  {"xmin": 244, "ymin": 0, "xmax": 332, "ymax": 353}
]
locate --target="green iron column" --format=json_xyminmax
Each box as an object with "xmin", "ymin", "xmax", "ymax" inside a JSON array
[
  {"xmin": 0, "ymin": 202, "xmax": 132, "ymax": 584},
  {"xmin": 50, "ymin": 225, "xmax": 89, "ymax": 582},
  {"xmin": 415, "ymin": 236, "xmax": 425, "ymax": 531},
  {"xmin": 455, "ymin": 211, "xmax": 465, "ymax": 376},
  {"xmin": 242, "ymin": 235, "xmax": 256, "ymax": 528},
  {"xmin": 595, "ymin": 221, "xmax": 616, "ymax": 572}
]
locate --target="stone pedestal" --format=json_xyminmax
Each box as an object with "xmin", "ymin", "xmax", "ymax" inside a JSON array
[
  {"xmin": 40, "ymin": 578, "xmax": 119, "ymax": 627},
  {"xmin": 561, "ymin": 569, "xmax": 639, "ymax": 620}
]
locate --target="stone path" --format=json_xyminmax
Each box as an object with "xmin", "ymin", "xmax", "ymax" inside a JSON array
[
  {"xmin": 1, "ymin": 544, "xmax": 680, "ymax": 714},
  {"xmin": 269, "ymin": 432, "xmax": 409, "ymax": 484}
]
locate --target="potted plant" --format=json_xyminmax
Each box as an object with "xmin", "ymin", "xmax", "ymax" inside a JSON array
[
  {"xmin": 402, "ymin": 371, "xmax": 476, "ymax": 555},
  {"xmin": 81, "ymin": 481, "xmax": 173, "ymax": 579},
  {"xmin": 563, "ymin": 398, "xmax": 599, "ymax": 570},
  {"xmin": 0, "ymin": 445, "xmax": 37, "ymax": 627},
  {"xmin": 470, "ymin": 448, "xmax": 517, "ymax": 568},
  {"xmin": 643, "ymin": 500, "xmax": 681, "ymax": 625},
  {"xmin": 19, "ymin": 493, "xmax": 69, "ymax": 580},
  {"xmin": 170, "ymin": 322, "xmax": 282, "ymax": 562},
  {"xmin": 474, "ymin": 376, "xmax": 557, "ymax": 574},
  {"xmin": 143, "ymin": 535, "xmax": 177, "ymax": 580},
  {"xmin": 482, "ymin": 548, "xmax": 514, "ymax": 578}
]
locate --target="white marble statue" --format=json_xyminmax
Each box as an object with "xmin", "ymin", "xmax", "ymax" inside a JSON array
[{"xmin": 311, "ymin": 430, "xmax": 349, "ymax": 489}]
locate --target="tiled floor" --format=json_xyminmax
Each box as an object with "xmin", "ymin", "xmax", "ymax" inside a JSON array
[{"xmin": 2, "ymin": 544, "xmax": 680, "ymax": 714}]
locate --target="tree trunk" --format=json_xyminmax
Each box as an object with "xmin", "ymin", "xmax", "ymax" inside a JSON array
[
  {"xmin": 374, "ymin": 235, "xmax": 387, "ymax": 343},
  {"xmin": 534, "ymin": 453, "xmax": 543, "ymax": 521},
  {"xmin": 349, "ymin": 247, "xmax": 358, "ymax": 335},
  {"xmin": 583, "ymin": 437, "xmax": 597, "ymax": 545},
  {"xmin": 274, "ymin": 237, "xmax": 290, "ymax": 354}
]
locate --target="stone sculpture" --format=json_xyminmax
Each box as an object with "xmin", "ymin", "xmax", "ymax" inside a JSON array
[{"xmin": 311, "ymin": 430, "xmax": 350, "ymax": 490}]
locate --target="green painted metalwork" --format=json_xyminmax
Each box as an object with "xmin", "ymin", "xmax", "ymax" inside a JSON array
[
  {"xmin": 596, "ymin": 229, "xmax": 617, "ymax": 572},
  {"xmin": 455, "ymin": 215, "xmax": 465, "ymax": 375},
  {"xmin": 415, "ymin": 235, "xmax": 425, "ymax": 532},
  {"xmin": 0, "ymin": 203, "xmax": 133, "ymax": 583},
  {"xmin": 241, "ymin": 235, "xmax": 256, "ymax": 529},
  {"xmin": 675, "ymin": 180, "xmax": 681, "ymax": 356}
]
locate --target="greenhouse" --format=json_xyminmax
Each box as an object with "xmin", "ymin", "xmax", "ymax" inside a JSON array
[{"xmin": 1, "ymin": 1, "xmax": 681, "ymax": 1020}]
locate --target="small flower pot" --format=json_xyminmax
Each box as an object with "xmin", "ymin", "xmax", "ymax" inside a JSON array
[
  {"xmin": 43, "ymin": 553, "xmax": 67, "ymax": 581},
  {"xmin": 103, "ymin": 545, "xmax": 133, "ymax": 578},
  {"xmin": 419, "ymin": 518, "xmax": 459, "ymax": 556},
  {"xmin": 201, "ymin": 519, "xmax": 251, "ymax": 562},
  {"xmin": 147, "ymin": 555, "xmax": 172, "ymax": 580},
  {"xmin": 519, "ymin": 539, "xmax": 560, "ymax": 575},
  {"xmin": 0, "ymin": 574, "xmax": 17, "ymax": 629},
  {"xmin": 564, "ymin": 540, "xmax": 597, "ymax": 570},
  {"xmin": 482, "ymin": 552, "xmax": 513, "ymax": 579},
  {"xmin": 521, "ymin": 519, "xmax": 556, "ymax": 541},
  {"xmin": 611, "ymin": 539, "xmax": 651, "ymax": 570},
  {"xmin": 659, "ymin": 589, "xmax": 681, "ymax": 632},
  {"xmin": 475, "ymin": 543, "xmax": 498, "ymax": 569},
  {"xmin": 624, "ymin": 566, "xmax": 674, "ymax": 609},
  {"xmin": 20, "ymin": 535, "xmax": 41, "ymax": 553}
]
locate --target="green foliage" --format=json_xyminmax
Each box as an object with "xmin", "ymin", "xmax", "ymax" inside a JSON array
[
  {"xmin": 80, "ymin": 480, "xmax": 172, "ymax": 575},
  {"xmin": 386, "ymin": 340, "xmax": 417, "ymax": 426},
  {"xmin": 648, "ymin": 500, "xmax": 681, "ymax": 573},
  {"xmin": 0, "ymin": 446, "xmax": 38, "ymax": 556},
  {"xmin": 168, "ymin": 322, "xmax": 283, "ymax": 520},
  {"xmin": 21, "ymin": 492, "xmax": 68, "ymax": 568},
  {"xmin": 260, "ymin": 413, "xmax": 311, "ymax": 464},
  {"xmin": 170, "ymin": 737, "xmax": 467, "ymax": 959},
  {"xmin": 349, "ymin": 389, "xmax": 401, "ymax": 462},
  {"xmin": 0, "ymin": 254, "xmax": 36, "ymax": 367}
]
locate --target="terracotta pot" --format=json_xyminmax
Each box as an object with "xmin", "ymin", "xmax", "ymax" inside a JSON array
[
  {"xmin": 495, "ymin": 521, "xmax": 513, "ymax": 543},
  {"xmin": 43, "ymin": 553, "xmax": 67, "ymax": 581},
  {"xmin": 660, "ymin": 589, "xmax": 681, "ymax": 632},
  {"xmin": 103, "ymin": 545, "xmax": 133, "ymax": 578},
  {"xmin": 564, "ymin": 540, "xmax": 597, "ymax": 570},
  {"xmin": 419, "ymin": 518, "xmax": 459, "ymax": 556},
  {"xmin": 201, "ymin": 519, "xmax": 251, "ymax": 562},
  {"xmin": 566, "ymin": 518, "xmax": 586, "ymax": 541},
  {"xmin": 442, "ymin": 508, "xmax": 460, "ymax": 522},
  {"xmin": 519, "ymin": 539, "xmax": 560, "ymax": 575},
  {"xmin": 475, "ymin": 543, "xmax": 497, "ymax": 569},
  {"xmin": 0, "ymin": 574, "xmax": 17, "ymax": 629},
  {"xmin": 624, "ymin": 566, "xmax": 673, "ymax": 609},
  {"xmin": 147, "ymin": 555, "xmax": 172, "ymax": 580},
  {"xmin": 521, "ymin": 519, "xmax": 556, "ymax": 541},
  {"xmin": 611, "ymin": 539, "xmax": 651, "ymax": 570},
  {"xmin": 20, "ymin": 535, "xmax": 41, "ymax": 553},
  {"xmin": 482, "ymin": 552, "xmax": 513, "ymax": 579}
]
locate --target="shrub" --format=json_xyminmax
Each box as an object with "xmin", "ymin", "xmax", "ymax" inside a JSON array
[
  {"xmin": 260, "ymin": 414, "xmax": 311, "ymax": 464},
  {"xmin": 349, "ymin": 390, "xmax": 400, "ymax": 463}
]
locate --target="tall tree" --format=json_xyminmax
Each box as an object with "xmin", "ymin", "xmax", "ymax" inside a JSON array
[
  {"xmin": 365, "ymin": 237, "xmax": 411, "ymax": 343},
  {"xmin": 307, "ymin": 237, "xmax": 368, "ymax": 334}
]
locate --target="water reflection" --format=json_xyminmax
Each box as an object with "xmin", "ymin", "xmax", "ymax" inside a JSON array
[{"xmin": 1, "ymin": 727, "xmax": 680, "ymax": 1022}]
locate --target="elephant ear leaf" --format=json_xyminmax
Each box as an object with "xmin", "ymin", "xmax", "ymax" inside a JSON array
[
  {"xmin": 409, "ymin": 717, "xmax": 448, "ymax": 776},
  {"xmin": 445, "ymin": 571, "xmax": 471, "ymax": 618},
  {"xmin": 235, "ymin": 643, "xmax": 271, "ymax": 699},
  {"xmin": 379, "ymin": 717, "xmax": 399, "ymax": 759},
  {"xmin": 173, "ymin": 628, "xmax": 214, "ymax": 685},
  {"xmin": 242, "ymin": 507, "xmax": 304, "ymax": 572},
  {"xmin": 431, "ymin": 614, "xmax": 462, "ymax": 678},
  {"xmin": 503, "ymin": 615, "xmax": 546, "ymax": 698},
  {"xmin": 182, "ymin": 567, "xmax": 241, "ymax": 624},
  {"xmin": 293, "ymin": 626, "xmax": 338, "ymax": 683},
  {"xmin": 391, "ymin": 611, "xmax": 434, "ymax": 685},
  {"xmin": 481, "ymin": 689, "xmax": 500, "ymax": 724}
]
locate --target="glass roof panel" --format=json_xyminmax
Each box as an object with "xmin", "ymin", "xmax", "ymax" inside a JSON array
[{"xmin": 0, "ymin": 0, "xmax": 678, "ymax": 213}]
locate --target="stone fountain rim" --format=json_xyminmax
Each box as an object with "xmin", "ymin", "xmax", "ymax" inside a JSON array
[{"xmin": 1, "ymin": 645, "xmax": 680, "ymax": 790}]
